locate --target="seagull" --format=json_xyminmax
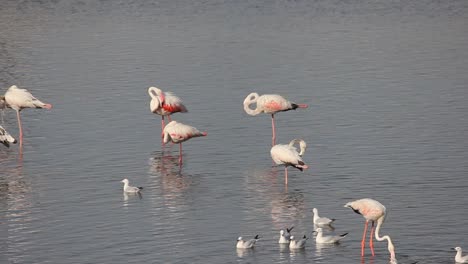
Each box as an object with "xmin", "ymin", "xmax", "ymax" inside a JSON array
[
  {"xmin": 0, "ymin": 125, "xmax": 16, "ymax": 147},
  {"xmin": 289, "ymin": 235, "xmax": 308, "ymax": 249},
  {"xmin": 121, "ymin": 179, "xmax": 143, "ymax": 193},
  {"xmin": 453, "ymin": 247, "xmax": 468, "ymax": 263},
  {"xmin": 278, "ymin": 226, "xmax": 294, "ymax": 244},
  {"xmin": 314, "ymin": 228, "xmax": 348, "ymax": 244},
  {"xmin": 313, "ymin": 208, "xmax": 336, "ymax": 228},
  {"xmin": 236, "ymin": 235, "xmax": 259, "ymax": 249}
]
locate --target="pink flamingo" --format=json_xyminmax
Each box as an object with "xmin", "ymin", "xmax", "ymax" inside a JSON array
[
  {"xmin": 4, "ymin": 85, "xmax": 52, "ymax": 148},
  {"xmin": 148, "ymin": 87, "xmax": 188, "ymax": 140},
  {"xmin": 270, "ymin": 139, "xmax": 308, "ymax": 185},
  {"xmin": 162, "ymin": 120, "xmax": 207, "ymax": 164},
  {"xmin": 243, "ymin": 93, "xmax": 308, "ymax": 146},
  {"xmin": 0, "ymin": 125, "xmax": 17, "ymax": 147},
  {"xmin": 344, "ymin": 198, "xmax": 397, "ymax": 263}
]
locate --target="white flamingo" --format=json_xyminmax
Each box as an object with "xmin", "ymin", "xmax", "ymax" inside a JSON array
[
  {"xmin": 243, "ymin": 93, "xmax": 308, "ymax": 146},
  {"xmin": 0, "ymin": 125, "xmax": 17, "ymax": 147},
  {"xmin": 314, "ymin": 228, "xmax": 347, "ymax": 244},
  {"xmin": 345, "ymin": 198, "xmax": 397, "ymax": 263},
  {"xmin": 148, "ymin": 87, "xmax": 187, "ymax": 140},
  {"xmin": 289, "ymin": 235, "xmax": 308, "ymax": 249},
  {"xmin": 453, "ymin": 247, "xmax": 468, "ymax": 263},
  {"xmin": 121, "ymin": 178, "xmax": 143, "ymax": 193},
  {"xmin": 313, "ymin": 208, "xmax": 336, "ymax": 228},
  {"xmin": 270, "ymin": 139, "xmax": 308, "ymax": 185},
  {"xmin": 278, "ymin": 226, "xmax": 294, "ymax": 244},
  {"xmin": 236, "ymin": 235, "xmax": 259, "ymax": 249},
  {"xmin": 163, "ymin": 120, "xmax": 207, "ymax": 165},
  {"xmin": 3, "ymin": 85, "xmax": 52, "ymax": 147}
]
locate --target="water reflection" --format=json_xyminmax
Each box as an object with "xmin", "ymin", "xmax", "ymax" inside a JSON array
[
  {"xmin": 122, "ymin": 191, "xmax": 142, "ymax": 207},
  {"xmin": 236, "ymin": 248, "xmax": 255, "ymax": 258}
]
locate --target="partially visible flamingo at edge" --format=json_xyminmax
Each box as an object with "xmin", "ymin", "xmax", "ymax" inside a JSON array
[
  {"xmin": 162, "ymin": 120, "xmax": 207, "ymax": 165},
  {"xmin": 3, "ymin": 85, "xmax": 52, "ymax": 148},
  {"xmin": 148, "ymin": 86, "xmax": 187, "ymax": 142},
  {"xmin": 270, "ymin": 139, "xmax": 308, "ymax": 185},
  {"xmin": 243, "ymin": 93, "xmax": 308, "ymax": 146}
]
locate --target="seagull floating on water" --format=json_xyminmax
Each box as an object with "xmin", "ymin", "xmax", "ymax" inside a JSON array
[
  {"xmin": 121, "ymin": 178, "xmax": 143, "ymax": 193},
  {"xmin": 313, "ymin": 208, "xmax": 336, "ymax": 228},
  {"xmin": 289, "ymin": 235, "xmax": 308, "ymax": 249},
  {"xmin": 314, "ymin": 228, "xmax": 348, "ymax": 244},
  {"xmin": 278, "ymin": 226, "xmax": 294, "ymax": 244},
  {"xmin": 453, "ymin": 247, "xmax": 468, "ymax": 263},
  {"xmin": 236, "ymin": 235, "xmax": 259, "ymax": 249}
]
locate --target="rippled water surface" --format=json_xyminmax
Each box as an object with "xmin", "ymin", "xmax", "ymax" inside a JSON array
[{"xmin": 1, "ymin": 1, "xmax": 468, "ymax": 263}]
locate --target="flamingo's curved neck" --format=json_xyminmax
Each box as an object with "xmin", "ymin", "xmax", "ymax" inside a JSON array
[
  {"xmin": 288, "ymin": 139, "xmax": 307, "ymax": 156},
  {"xmin": 243, "ymin": 93, "xmax": 263, "ymax": 116},
  {"xmin": 375, "ymin": 215, "xmax": 397, "ymax": 262}
]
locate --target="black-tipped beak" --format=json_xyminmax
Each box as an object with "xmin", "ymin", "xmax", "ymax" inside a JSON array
[{"xmin": 12, "ymin": 139, "xmax": 17, "ymax": 144}]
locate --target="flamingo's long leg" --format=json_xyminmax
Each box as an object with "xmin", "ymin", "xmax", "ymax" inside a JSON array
[
  {"xmin": 361, "ymin": 220, "xmax": 369, "ymax": 257},
  {"xmin": 178, "ymin": 143, "xmax": 183, "ymax": 165},
  {"xmin": 271, "ymin": 114, "xmax": 276, "ymax": 146},
  {"xmin": 16, "ymin": 109, "xmax": 23, "ymax": 148},
  {"xmin": 369, "ymin": 221, "xmax": 375, "ymax": 256},
  {"xmin": 161, "ymin": 116, "xmax": 166, "ymax": 140},
  {"xmin": 284, "ymin": 167, "xmax": 288, "ymax": 185}
]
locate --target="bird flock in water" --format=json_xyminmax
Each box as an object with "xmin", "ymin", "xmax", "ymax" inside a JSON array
[{"xmin": 1, "ymin": 84, "xmax": 467, "ymax": 263}]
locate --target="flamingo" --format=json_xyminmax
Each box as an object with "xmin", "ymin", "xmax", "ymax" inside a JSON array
[
  {"xmin": 278, "ymin": 226, "xmax": 294, "ymax": 244},
  {"xmin": 162, "ymin": 120, "xmax": 207, "ymax": 165},
  {"xmin": 243, "ymin": 93, "xmax": 308, "ymax": 146},
  {"xmin": 121, "ymin": 178, "xmax": 143, "ymax": 193},
  {"xmin": 314, "ymin": 228, "xmax": 348, "ymax": 244},
  {"xmin": 148, "ymin": 87, "xmax": 187, "ymax": 140},
  {"xmin": 0, "ymin": 125, "xmax": 17, "ymax": 147},
  {"xmin": 270, "ymin": 139, "xmax": 308, "ymax": 185},
  {"xmin": 453, "ymin": 247, "xmax": 468, "ymax": 263},
  {"xmin": 289, "ymin": 235, "xmax": 308, "ymax": 249},
  {"xmin": 236, "ymin": 235, "xmax": 259, "ymax": 249},
  {"xmin": 313, "ymin": 208, "xmax": 336, "ymax": 228},
  {"xmin": 3, "ymin": 85, "xmax": 52, "ymax": 148},
  {"xmin": 344, "ymin": 198, "xmax": 397, "ymax": 263}
]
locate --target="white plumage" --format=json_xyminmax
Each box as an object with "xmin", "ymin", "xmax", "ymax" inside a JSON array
[
  {"xmin": 313, "ymin": 208, "xmax": 336, "ymax": 227},
  {"xmin": 121, "ymin": 178, "xmax": 143, "ymax": 193},
  {"xmin": 270, "ymin": 139, "xmax": 308, "ymax": 185},
  {"xmin": 289, "ymin": 235, "xmax": 308, "ymax": 249},
  {"xmin": 278, "ymin": 227, "xmax": 294, "ymax": 244},
  {"xmin": 314, "ymin": 228, "xmax": 347, "ymax": 244},
  {"xmin": 454, "ymin": 247, "xmax": 468, "ymax": 263},
  {"xmin": 236, "ymin": 235, "xmax": 259, "ymax": 249}
]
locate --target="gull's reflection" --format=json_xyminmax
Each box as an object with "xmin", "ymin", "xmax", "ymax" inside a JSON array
[
  {"xmin": 122, "ymin": 191, "xmax": 142, "ymax": 206},
  {"xmin": 236, "ymin": 248, "xmax": 255, "ymax": 258}
]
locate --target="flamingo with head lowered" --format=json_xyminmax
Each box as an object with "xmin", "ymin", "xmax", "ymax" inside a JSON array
[
  {"xmin": 344, "ymin": 198, "xmax": 397, "ymax": 264},
  {"xmin": 270, "ymin": 139, "xmax": 308, "ymax": 185},
  {"xmin": 148, "ymin": 86, "xmax": 187, "ymax": 141},
  {"xmin": 163, "ymin": 120, "xmax": 207, "ymax": 165},
  {"xmin": 243, "ymin": 93, "xmax": 307, "ymax": 146},
  {"xmin": 3, "ymin": 85, "xmax": 52, "ymax": 148}
]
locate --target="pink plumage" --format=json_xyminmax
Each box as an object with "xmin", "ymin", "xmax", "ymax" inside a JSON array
[
  {"xmin": 243, "ymin": 92, "xmax": 308, "ymax": 146},
  {"xmin": 270, "ymin": 139, "xmax": 308, "ymax": 185},
  {"xmin": 163, "ymin": 120, "xmax": 207, "ymax": 165},
  {"xmin": 4, "ymin": 85, "xmax": 52, "ymax": 148}
]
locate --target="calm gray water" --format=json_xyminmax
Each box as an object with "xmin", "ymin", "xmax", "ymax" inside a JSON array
[{"xmin": 1, "ymin": 1, "xmax": 468, "ymax": 263}]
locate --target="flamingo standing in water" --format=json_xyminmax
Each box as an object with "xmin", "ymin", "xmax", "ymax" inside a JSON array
[
  {"xmin": 4, "ymin": 85, "xmax": 52, "ymax": 148},
  {"xmin": 344, "ymin": 198, "xmax": 397, "ymax": 263},
  {"xmin": 148, "ymin": 87, "xmax": 187, "ymax": 140},
  {"xmin": 0, "ymin": 125, "xmax": 17, "ymax": 147},
  {"xmin": 162, "ymin": 120, "xmax": 207, "ymax": 165},
  {"xmin": 270, "ymin": 139, "xmax": 308, "ymax": 185},
  {"xmin": 243, "ymin": 93, "xmax": 308, "ymax": 146}
]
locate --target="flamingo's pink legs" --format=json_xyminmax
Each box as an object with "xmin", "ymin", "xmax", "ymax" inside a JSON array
[
  {"xmin": 161, "ymin": 116, "xmax": 166, "ymax": 140},
  {"xmin": 178, "ymin": 143, "xmax": 183, "ymax": 165},
  {"xmin": 15, "ymin": 109, "xmax": 23, "ymax": 148},
  {"xmin": 361, "ymin": 220, "xmax": 369, "ymax": 256},
  {"xmin": 284, "ymin": 167, "xmax": 288, "ymax": 185},
  {"xmin": 167, "ymin": 115, "xmax": 172, "ymax": 122},
  {"xmin": 369, "ymin": 221, "xmax": 375, "ymax": 256},
  {"xmin": 271, "ymin": 114, "xmax": 276, "ymax": 146}
]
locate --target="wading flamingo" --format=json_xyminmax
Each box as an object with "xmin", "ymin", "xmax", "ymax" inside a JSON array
[
  {"xmin": 344, "ymin": 198, "xmax": 397, "ymax": 263},
  {"xmin": 121, "ymin": 179, "xmax": 143, "ymax": 193},
  {"xmin": 4, "ymin": 85, "xmax": 52, "ymax": 148},
  {"xmin": 314, "ymin": 228, "xmax": 348, "ymax": 244},
  {"xmin": 289, "ymin": 235, "xmax": 308, "ymax": 249},
  {"xmin": 313, "ymin": 208, "xmax": 336, "ymax": 229},
  {"xmin": 270, "ymin": 139, "xmax": 308, "ymax": 185},
  {"xmin": 278, "ymin": 226, "xmax": 294, "ymax": 244},
  {"xmin": 453, "ymin": 247, "xmax": 468, "ymax": 263},
  {"xmin": 243, "ymin": 93, "xmax": 307, "ymax": 146},
  {"xmin": 163, "ymin": 120, "xmax": 207, "ymax": 165},
  {"xmin": 0, "ymin": 125, "xmax": 17, "ymax": 147},
  {"xmin": 236, "ymin": 235, "xmax": 259, "ymax": 249},
  {"xmin": 148, "ymin": 87, "xmax": 187, "ymax": 140}
]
